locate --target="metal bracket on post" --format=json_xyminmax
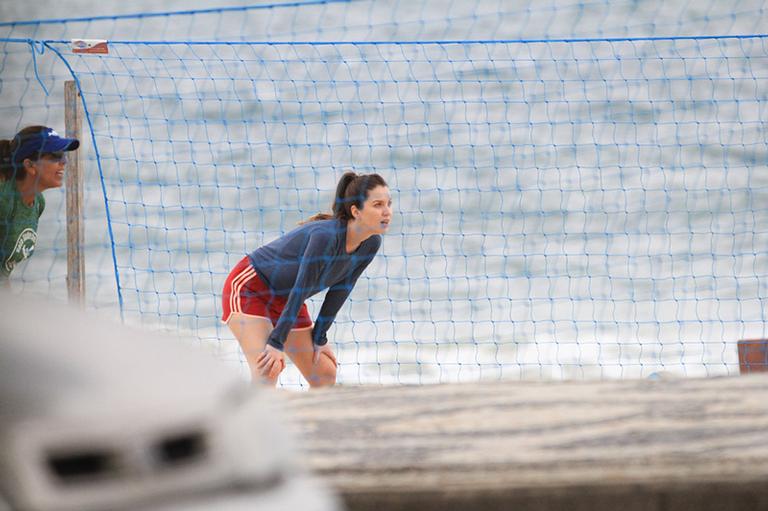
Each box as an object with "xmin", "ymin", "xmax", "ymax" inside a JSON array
[{"xmin": 65, "ymin": 80, "xmax": 85, "ymax": 308}]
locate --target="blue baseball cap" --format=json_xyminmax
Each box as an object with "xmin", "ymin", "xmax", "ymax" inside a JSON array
[{"xmin": 13, "ymin": 128, "xmax": 80, "ymax": 163}]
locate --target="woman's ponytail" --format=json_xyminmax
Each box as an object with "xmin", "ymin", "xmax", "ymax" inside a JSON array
[
  {"xmin": 331, "ymin": 171, "xmax": 358, "ymax": 219},
  {"xmin": 0, "ymin": 139, "xmax": 13, "ymax": 181}
]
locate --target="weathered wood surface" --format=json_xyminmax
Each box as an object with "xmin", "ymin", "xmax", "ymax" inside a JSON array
[
  {"xmin": 284, "ymin": 375, "xmax": 768, "ymax": 511},
  {"xmin": 64, "ymin": 80, "xmax": 85, "ymax": 308}
]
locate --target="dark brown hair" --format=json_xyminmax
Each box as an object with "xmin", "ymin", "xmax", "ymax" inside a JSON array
[
  {"xmin": 303, "ymin": 172, "xmax": 388, "ymax": 223},
  {"xmin": 0, "ymin": 125, "xmax": 49, "ymax": 181}
]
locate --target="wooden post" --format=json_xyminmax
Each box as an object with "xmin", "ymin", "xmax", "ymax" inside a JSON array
[
  {"xmin": 64, "ymin": 80, "xmax": 85, "ymax": 307},
  {"xmin": 738, "ymin": 339, "xmax": 768, "ymax": 374}
]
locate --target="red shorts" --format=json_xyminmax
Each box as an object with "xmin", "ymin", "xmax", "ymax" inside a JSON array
[{"xmin": 221, "ymin": 256, "xmax": 313, "ymax": 329}]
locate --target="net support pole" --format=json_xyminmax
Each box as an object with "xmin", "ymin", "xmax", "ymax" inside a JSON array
[
  {"xmin": 65, "ymin": 80, "xmax": 85, "ymax": 308},
  {"xmin": 737, "ymin": 339, "xmax": 768, "ymax": 374}
]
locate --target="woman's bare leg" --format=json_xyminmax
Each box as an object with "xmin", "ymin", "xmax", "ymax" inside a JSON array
[
  {"xmin": 226, "ymin": 312, "xmax": 280, "ymax": 385},
  {"xmin": 284, "ymin": 328, "xmax": 338, "ymax": 388}
]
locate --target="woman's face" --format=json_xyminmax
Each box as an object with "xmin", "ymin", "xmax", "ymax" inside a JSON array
[
  {"xmin": 29, "ymin": 152, "xmax": 67, "ymax": 191},
  {"xmin": 353, "ymin": 185, "xmax": 393, "ymax": 235}
]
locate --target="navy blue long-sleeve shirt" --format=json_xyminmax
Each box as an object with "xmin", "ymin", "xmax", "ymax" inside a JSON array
[{"xmin": 248, "ymin": 218, "xmax": 381, "ymax": 351}]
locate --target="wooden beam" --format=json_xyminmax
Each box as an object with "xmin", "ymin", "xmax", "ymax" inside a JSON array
[{"xmin": 285, "ymin": 375, "xmax": 768, "ymax": 511}]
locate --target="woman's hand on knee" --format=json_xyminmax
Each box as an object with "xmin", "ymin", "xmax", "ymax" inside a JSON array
[
  {"xmin": 312, "ymin": 343, "xmax": 337, "ymax": 367},
  {"xmin": 256, "ymin": 344, "xmax": 286, "ymax": 380}
]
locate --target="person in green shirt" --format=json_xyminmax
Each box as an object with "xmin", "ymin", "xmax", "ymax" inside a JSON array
[{"xmin": 0, "ymin": 126, "xmax": 80, "ymax": 284}]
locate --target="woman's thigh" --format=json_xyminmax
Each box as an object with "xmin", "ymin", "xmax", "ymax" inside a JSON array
[
  {"xmin": 227, "ymin": 312, "xmax": 273, "ymax": 377},
  {"xmin": 284, "ymin": 327, "xmax": 337, "ymax": 387}
]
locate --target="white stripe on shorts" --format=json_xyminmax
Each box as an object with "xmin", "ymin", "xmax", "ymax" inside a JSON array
[{"xmin": 230, "ymin": 264, "xmax": 256, "ymax": 316}]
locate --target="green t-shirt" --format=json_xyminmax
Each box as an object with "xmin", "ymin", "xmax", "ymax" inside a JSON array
[{"xmin": 0, "ymin": 178, "xmax": 45, "ymax": 280}]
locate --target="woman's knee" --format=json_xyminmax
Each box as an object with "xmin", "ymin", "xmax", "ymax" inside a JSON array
[{"xmin": 308, "ymin": 352, "xmax": 337, "ymax": 387}]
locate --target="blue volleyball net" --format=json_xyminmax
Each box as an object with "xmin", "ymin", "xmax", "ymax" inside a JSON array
[
  {"xmin": 2, "ymin": 2, "xmax": 767, "ymax": 385},
  {"xmin": 3, "ymin": 0, "xmax": 767, "ymax": 41}
]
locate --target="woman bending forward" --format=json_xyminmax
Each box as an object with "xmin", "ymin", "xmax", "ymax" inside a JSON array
[{"xmin": 222, "ymin": 172, "xmax": 392, "ymax": 387}]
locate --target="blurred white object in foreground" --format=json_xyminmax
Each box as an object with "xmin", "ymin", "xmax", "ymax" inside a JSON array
[{"xmin": 0, "ymin": 291, "xmax": 340, "ymax": 511}]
